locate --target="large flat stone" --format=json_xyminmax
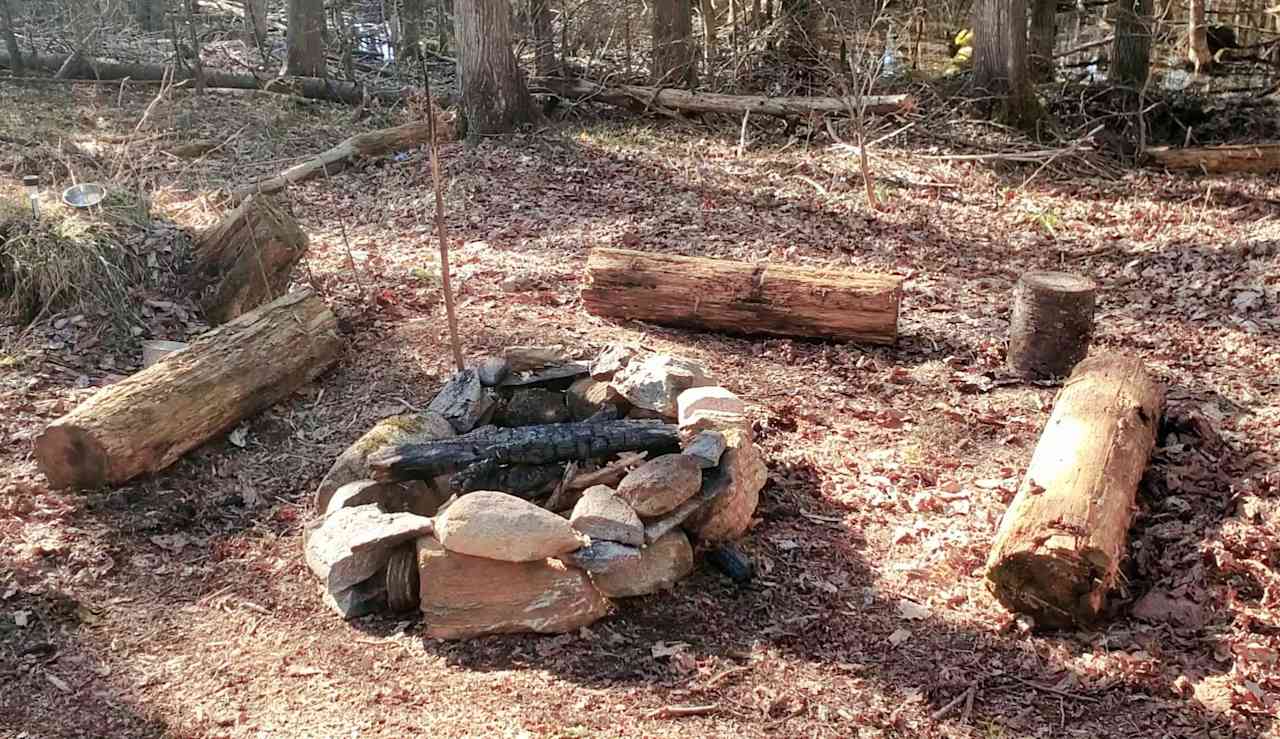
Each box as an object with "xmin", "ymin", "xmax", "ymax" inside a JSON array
[
  {"xmin": 570, "ymin": 485, "xmax": 644, "ymax": 546},
  {"xmin": 617, "ymin": 453, "xmax": 703, "ymax": 517},
  {"xmin": 591, "ymin": 529, "xmax": 694, "ymax": 598},
  {"xmin": 611, "ymin": 355, "xmax": 713, "ymax": 419},
  {"xmin": 417, "ymin": 538, "xmax": 610, "ymax": 639},
  {"xmin": 304, "ymin": 504, "xmax": 434, "ymax": 592},
  {"xmin": 325, "ymin": 479, "xmax": 449, "ymax": 519},
  {"xmin": 436, "ymin": 491, "xmax": 587, "ymax": 562},
  {"xmin": 314, "ymin": 412, "xmax": 456, "ymax": 513},
  {"xmin": 558, "ymin": 540, "xmax": 642, "ymax": 575}
]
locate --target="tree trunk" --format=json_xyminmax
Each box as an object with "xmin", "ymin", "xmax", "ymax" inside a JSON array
[
  {"xmin": 192, "ymin": 193, "xmax": 310, "ymax": 325},
  {"xmin": 455, "ymin": 0, "xmax": 533, "ymax": 136},
  {"xmin": 581, "ymin": 248, "xmax": 902, "ymax": 344},
  {"xmin": 699, "ymin": 0, "xmax": 717, "ymax": 64},
  {"xmin": 1006, "ymin": 271, "xmax": 1096, "ymax": 380},
  {"xmin": 245, "ymin": 0, "xmax": 268, "ymax": 47},
  {"xmin": 1028, "ymin": 0, "xmax": 1056, "ymax": 82},
  {"xmin": 133, "ymin": 0, "xmax": 166, "ymax": 31},
  {"xmin": 1110, "ymin": 0, "xmax": 1152, "ymax": 86},
  {"xmin": 0, "ymin": 0, "xmax": 21, "ymax": 76},
  {"xmin": 401, "ymin": 0, "xmax": 424, "ymax": 62},
  {"xmin": 778, "ymin": 0, "xmax": 815, "ymax": 57},
  {"xmin": 986, "ymin": 354, "xmax": 1164, "ymax": 628},
  {"xmin": 533, "ymin": 77, "xmax": 911, "ymax": 119},
  {"xmin": 436, "ymin": 0, "xmax": 451, "ymax": 54},
  {"xmin": 972, "ymin": 0, "xmax": 1038, "ymax": 129},
  {"xmin": 284, "ymin": 0, "xmax": 326, "ymax": 77},
  {"xmin": 1188, "ymin": 0, "xmax": 1211, "ymax": 73},
  {"xmin": 530, "ymin": 0, "xmax": 558, "ymax": 76},
  {"xmin": 652, "ymin": 0, "xmax": 697, "ymax": 86},
  {"xmin": 34, "ymin": 290, "xmax": 343, "ymax": 490}
]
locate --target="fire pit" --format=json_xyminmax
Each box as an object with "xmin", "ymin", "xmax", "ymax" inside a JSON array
[{"xmin": 302, "ymin": 344, "xmax": 767, "ymax": 639}]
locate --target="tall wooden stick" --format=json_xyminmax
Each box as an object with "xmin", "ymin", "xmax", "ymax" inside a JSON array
[{"xmin": 421, "ymin": 57, "xmax": 466, "ymax": 372}]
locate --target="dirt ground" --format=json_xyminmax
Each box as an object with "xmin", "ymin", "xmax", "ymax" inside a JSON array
[{"xmin": 1, "ymin": 83, "xmax": 1278, "ymax": 739}]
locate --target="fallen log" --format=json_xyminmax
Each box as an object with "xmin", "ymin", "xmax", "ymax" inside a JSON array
[
  {"xmin": 532, "ymin": 77, "xmax": 914, "ymax": 119},
  {"xmin": 34, "ymin": 290, "xmax": 343, "ymax": 489},
  {"xmin": 192, "ymin": 193, "xmax": 309, "ymax": 324},
  {"xmin": 986, "ymin": 353, "xmax": 1165, "ymax": 628},
  {"xmin": 0, "ymin": 51, "xmax": 407, "ymax": 106},
  {"xmin": 368, "ymin": 420, "xmax": 681, "ymax": 480},
  {"xmin": 581, "ymin": 248, "xmax": 902, "ymax": 345},
  {"xmin": 1144, "ymin": 143, "xmax": 1280, "ymax": 174}
]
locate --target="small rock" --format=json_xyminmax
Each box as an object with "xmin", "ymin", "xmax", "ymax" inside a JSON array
[
  {"xmin": 571, "ymin": 485, "xmax": 644, "ymax": 546},
  {"xmin": 303, "ymin": 504, "xmax": 435, "ymax": 592},
  {"xmin": 682, "ymin": 430, "xmax": 727, "ymax": 469},
  {"xmin": 504, "ymin": 345, "xmax": 566, "ymax": 372},
  {"xmin": 428, "ymin": 369, "xmax": 496, "ymax": 434},
  {"xmin": 566, "ymin": 377, "xmax": 628, "ymax": 421},
  {"xmin": 498, "ymin": 388, "xmax": 570, "ymax": 426},
  {"xmin": 436, "ymin": 491, "xmax": 588, "ymax": 562},
  {"xmin": 642, "ymin": 495, "xmax": 705, "ymax": 544},
  {"xmin": 417, "ymin": 537, "xmax": 610, "ymax": 639},
  {"xmin": 683, "ymin": 428, "xmax": 766, "ymax": 542},
  {"xmin": 617, "ymin": 454, "xmax": 703, "ymax": 517},
  {"xmin": 325, "ymin": 479, "xmax": 449, "ymax": 519},
  {"xmin": 476, "ymin": 356, "xmax": 510, "ymax": 386},
  {"xmin": 323, "ymin": 576, "xmax": 388, "ymax": 620},
  {"xmin": 590, "ymin": 344, "xmax": 636, "ymax": 381},
  {"xmin": 500, "ymin": 275, "xmax": 540, "ymax": 293},
  {"xmin": 612, "ymin": 355, "xmax": 714, "ymax": 419},
  {"xmin": 558, "ymin": 540, "xmax": 642, "ymax": 574},
  {"xmin": 499, "ymin": 362, "xmax": 590, "ymax": 389},
  {"xmin": 314, "ymin": 412, "xmax": 455, "ymax": 512},
  {"xmin": 591, "ymin": 529, "xmax": 694, "ymax": 598},
  {"xmin": 678, "ymin": 386, "xmax": 746, "ymax": 425}
]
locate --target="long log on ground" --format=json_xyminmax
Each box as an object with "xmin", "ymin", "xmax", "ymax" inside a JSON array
[
  {"xmin": 532, "ymin": 77, "xmax": 914, "ymax": 119},
  {"xmin": 34, "ymin": 290, "xmax": 343, "ymax": 489},
  {"xmin": 986, "ymin": 353, "xmax": 1164, "ymax": 628},
  {"xmin": 1144, "ymin": 143, "xmax": 1280, "ymax": 174},
  {"xmin": 192, "ymin": 193, "xmax": 309, "ymax": 324},
  {"xmin": 229, "ymin": 118, "xmax": 448, "ymax": 201},
  {"xmin": 368, "ymin": 420, "xmax": 681, "ymax": 480},
  {"xmin": 0, "ymin": 51, "xmax": 407, "ymax": 106},
  {"xmin": 581, "ymin": 248, "xmax": 902, "ymax": 345}
]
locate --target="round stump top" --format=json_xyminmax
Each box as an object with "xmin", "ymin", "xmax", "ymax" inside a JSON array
[{"xmin": 1019, "ymin": 271, "xmax": 1097, "ymax": 294}]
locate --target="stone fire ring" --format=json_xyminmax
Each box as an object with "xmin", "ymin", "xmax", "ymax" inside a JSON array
[{"xmin": 303, "ymin": 345, "xmax": 767, "ymax": 639}]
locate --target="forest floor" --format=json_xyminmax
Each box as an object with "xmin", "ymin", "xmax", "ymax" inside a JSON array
[{"xmin": 1, "ymin": 82, "xmax": 1278, "ymax": 739}]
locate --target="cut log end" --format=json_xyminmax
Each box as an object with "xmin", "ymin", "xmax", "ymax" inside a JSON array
[
  {"xmin": 1007, "ymin": 270, "xmax": 1097, "ymax": 380},
  {"xmin": 34, "ymin": 424, "xmax": 110, "ymax": 490},
  {"xmin": 986, "ymin": 550, "xmax": 1105, "ymax": 629}
]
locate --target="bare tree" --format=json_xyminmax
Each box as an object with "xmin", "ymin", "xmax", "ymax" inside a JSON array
[
  {"xmin": 1111, "ymin": 0, "xmax": 1152, "ymax": 86},
  {"xmin": 1188, "ymin": 0, "xmax": 1211, "ymax": 73},
  {"xmin": 530, "ymin": 0, "xmax": 558, "ymax": 76},
  {"xmin": 455, "ymin": 0, "xmax": 533, "ymax": 136},
  {"xmin": 245, "ymin": 0, "xmax": 268, "ymax": 50},
  {"xmin": 652, "ymin": 0, "xmax": 696, "ymax": 86},
  {"xmin": 972, "ymin": 0, "xmax": 1039, "ymax": 129},
  {"xmin": 0, "ymin": 0, "xmax": 22, "ymax": 75},
  {"xmin": 283, "ymin": 0, "xmax": 326, "ymax": 77},
  {"xmin": 400, "ymin": 0, "xmax": 424, "ymax": 62},
  {"xmin": 1028, "ymin": 0, "xmax": 1056, "ymax": 82},
  {"xmin": 134, "ymin": 0, "xmax": 166, "ymax": 31},
  {"xmin": 699, "ymin": 0, "xmax": 717, "ymax": 64}
]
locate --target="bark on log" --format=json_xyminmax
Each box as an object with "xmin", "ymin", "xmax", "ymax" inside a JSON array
[
  {"xmin": 1144, "ymin": 143, "xmax": 1280, "ymax": 174},
  {"xmin": 986, "ymin": 354, "xmax": 1164, "ymax": 628},
  {"xmin": 34, "ymin": 290, "xmax": 343, "ymax": 489},
  {"xmin": 1007, "ymin": 271, "xmax": 1097, "ymax": 380},
  {"xmin": 532, "ymin": 77, "xmax": 914, "ymax": 119},
  {"xmin": 581, "ymin": 248, "xmax": 902, "ymax": 345},
  {"xmin": 192, "ymin": 193, "xmax": 309, "ymax": 324},
  {"xmin": 230, "ymin": 117, "xmax": 452, "ymax": 201},
  {"xmin": 0, "ymin": 51, "xmax": 408, "ymax": 106}
]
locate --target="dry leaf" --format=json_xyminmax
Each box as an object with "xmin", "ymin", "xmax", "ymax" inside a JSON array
[
  {"xmin": 888, "ymin": 628, "xmax": 912, "ymax": 646},
  {"xmin": 897, "ymin": 599, "xmax": 931, "ymax": 621}
]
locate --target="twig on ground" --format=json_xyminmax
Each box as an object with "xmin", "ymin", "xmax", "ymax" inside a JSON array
[
  {"xmin": 645, "ymin": 704, "xmax": 718, "ymax": 720},
  {"xmin": 930, "ymin": 685, "xmax": 974, "ymax": 720}
]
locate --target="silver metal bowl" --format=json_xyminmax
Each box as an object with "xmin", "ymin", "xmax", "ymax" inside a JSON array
[{"xmin": 62, "ymin": 183, "xmax": 106, "ymax": 209}]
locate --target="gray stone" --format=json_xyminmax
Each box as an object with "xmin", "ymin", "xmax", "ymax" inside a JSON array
[
  {"xmin": 504, "ymin": 345, "xmax": 567, "ymax": 372},
  {"xmin": 677, "ymin": 386, "xmax": 746, "ymax": 424},
  {"xmin": 499, "ymin": 362, "xmax": 590, "ymax": 388},
  {"xmin": 683, "ymin": 430, "xmax": 727, "ymax": 469},
  {"xmin": 476, "ymin": 356, "xmax": 510, "ymax": 387},
  {"xmin": 303, "ymin": 504, "xmax": 435, "ymax": 593},
  {"xmin": 571, "ymin": 485, "xmax": 644, "ymax": 546},
  {"xmin": 612, "ymin": 355, "xmax": 714, "ymax": 419},
  {"xmin": 498, "ymin": 388, "xmax": 570, "ymax": 427},
  {"xmin": 590, "ymin": 344, "xmax": 636, "ymax": 381},
  {"xmin": 558, "ymin": 540, "xmax": 642, "ymax": 575},
  {"xmin": 323, "ymin": 576, "xmax": 388, "ymax": 620},
  {"xmin": 643, "ymin": 494, "xmax": 707, "ymax": 544},
  {"xmin": 429, "ymin": 369, "xmax": 496, "ymax": 434},
  {"xmin": 435, "ymin": 491, "xmax": 588, "ymax": 562},
  {"xmin": 617, "ymin": 453, "xmax": 703, "ymax": 517},
  {"xmin": 325, "ymin": 479, "xmax": 450, "ymax": 519},
  {"xmin": 591, "ymin": 529, "xmax": 695, "ymax": 598},
  {"xmin": 314, "ymin": 412, "xmax": 456, "ymax": 513},
  {"xmin": 566, "ymin": 377, "xmax": 628, "ymax": 421}
]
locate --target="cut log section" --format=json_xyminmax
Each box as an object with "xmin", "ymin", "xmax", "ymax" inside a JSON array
[
  {"xmin": 191, "ymin": 193, "xmax": 309, "ymax": 324},
  {"xmin": 533, "ymin": 77, "xmax": 914, "ymax": 119},
  {"xmin": 1007, "ymin": 271, "xmax": 1097, "ymax": 380},
  {"xmin": 986, "ymin": 353, "xmax": 1165, "ymax": 628},
  {"xmin": 34, "ymin": 290, "xmax": 343, "ymax": 489},
  {"xmin": 581, "ymin": 248, "xmax": 902, "ymax": 345},
  {"xmin": 1144, "ymin": 143, "xmax": 1280, "ymax": 174}
]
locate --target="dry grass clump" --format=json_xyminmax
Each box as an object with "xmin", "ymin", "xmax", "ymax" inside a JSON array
[{"xmin": 0, "ymin": 185, "xmax": 150, "ymax": 330}]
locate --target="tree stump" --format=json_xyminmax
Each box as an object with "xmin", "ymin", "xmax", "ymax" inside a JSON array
[
  {"xmin": 192, "ymin": 193, "xmax": 308, "ymax": 325},
  {"xmin": 986, "ymin": 353, "xmax": 1164, "ymax": 628},
  {"xmin": 34, "ymin": 290, "xmax": 343, "ymax": 489},
  {"xmin": 1007, "ymin": 271, "xmax": 1097, "ymax": 380}
]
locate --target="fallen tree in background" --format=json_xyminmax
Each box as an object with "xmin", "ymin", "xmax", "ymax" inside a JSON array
[
  {"xmin": 0, "ymin": 51, "xmax": 407, "ymax": 106},
  {"xmin": 532, "ymin": 77, "xmax": 914, "ymax": 119},
  {"xmin": 1144, "ymin": 143, "xmax": 1280, "ymax": 174},
  {"xmin": 986, "ymin": 354, "xmax": 1165, "ymax": 629},
  {"xmin": 34, "ymin": 290, "xmax": 343, "ymax": 489}
]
